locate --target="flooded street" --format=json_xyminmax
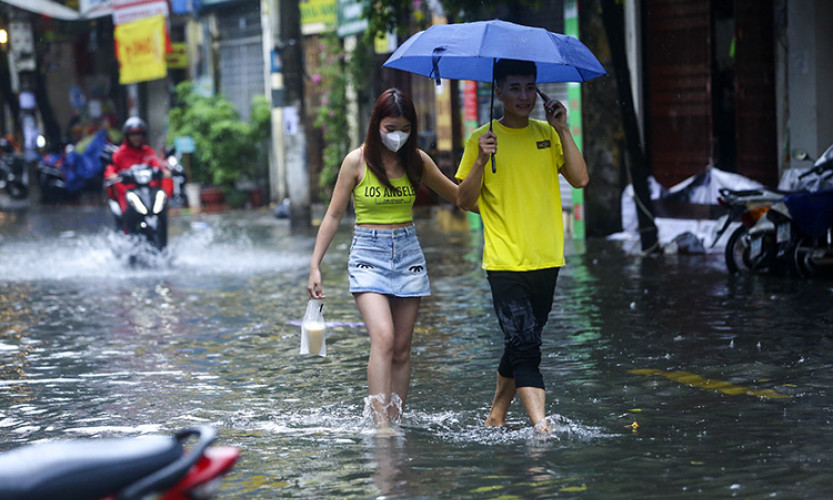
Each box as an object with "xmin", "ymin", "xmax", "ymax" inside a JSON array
[{"xmin": 1, "ymin": 206, "xmax": 832, "ymax": 498}]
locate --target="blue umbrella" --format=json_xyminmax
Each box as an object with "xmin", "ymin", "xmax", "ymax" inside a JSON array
[
  {"xmin": 383, "ymin": 19, "xmax": 606, "ymax": 171},
  {"xmin": 383, "ymin": 19, "xmax": 607, "ymax": 84}
]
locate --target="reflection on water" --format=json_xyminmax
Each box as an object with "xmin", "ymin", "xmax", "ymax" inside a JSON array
[{"xmin": 1, "ymin": 207, "xmax": 833, "ymax": 498}]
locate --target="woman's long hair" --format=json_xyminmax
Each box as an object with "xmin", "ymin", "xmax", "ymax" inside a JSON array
[{"xmin": 363, "ymin": 88, "xmax": 424, "ymax": 189}]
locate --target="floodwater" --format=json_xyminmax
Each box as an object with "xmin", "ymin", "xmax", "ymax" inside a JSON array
[{"xmin": 1, "ymin": 205, "xmax": 832, "ymax": 498}]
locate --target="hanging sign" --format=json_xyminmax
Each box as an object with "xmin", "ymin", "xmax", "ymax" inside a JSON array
[{"xmin": 115, "ymin": 15, "xmax": 168, "ymax": 84}]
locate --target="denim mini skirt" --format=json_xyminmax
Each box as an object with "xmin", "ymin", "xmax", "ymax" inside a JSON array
[{"xmin": 348, "ymin": 225, "xmax": 430, "ymax": 297}]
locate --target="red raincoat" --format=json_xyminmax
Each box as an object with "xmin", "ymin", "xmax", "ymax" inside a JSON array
[{"xmin": 106, "ymin": 143, "xmax": 172, "ymax": 212}]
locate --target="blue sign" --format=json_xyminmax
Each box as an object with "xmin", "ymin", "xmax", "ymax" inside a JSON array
[{"xmin": 174, "ymin": 136, "xmax": 196, "ymax": 154}]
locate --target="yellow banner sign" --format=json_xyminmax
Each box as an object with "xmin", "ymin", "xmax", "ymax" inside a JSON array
[{"xmin": 115, "ymin": 15, "xmax": 168, "ymax": 84}]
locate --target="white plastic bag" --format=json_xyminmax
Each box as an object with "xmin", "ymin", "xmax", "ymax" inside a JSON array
[{"xmin": 300, "ymin": 299, "xmax": 326, "ymax": 356}]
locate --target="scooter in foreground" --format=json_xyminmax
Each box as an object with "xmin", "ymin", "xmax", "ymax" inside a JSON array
[{"xmin": 0, "ymin": 426, "xmax": 240, "ymax": 500}]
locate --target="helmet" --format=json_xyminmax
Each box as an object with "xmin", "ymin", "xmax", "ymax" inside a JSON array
[
  {"xmin": 0, "ymin": 137, "xmax": 13, "ymax": 154},
  {"xmin": 122, "ymin": 117, "xmax": 147, "ymax": 136}
]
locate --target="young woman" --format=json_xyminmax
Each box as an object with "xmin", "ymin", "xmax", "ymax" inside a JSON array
[{"xmin": 307, "ymin": 89, "xmax": 458, "ymax": 433}]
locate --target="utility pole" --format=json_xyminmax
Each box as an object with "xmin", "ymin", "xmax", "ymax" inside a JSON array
[
  {"xmin": 275, "ymin": 0, "xmax": 310, "ymax": 230},
  {"xmin": 8, "ymin": 10, "xmax": 36, "ymax": 203},
  {"xmin": 600, "ymin": 0, "xmax": 659, "ymax": 253},
  {"xmin": 8, "ymin": 11, "xmax": 36, "ymax": 158},
  {"xmin": 263, "ymin": 0, "xmax": 284, "ymax": 204}
]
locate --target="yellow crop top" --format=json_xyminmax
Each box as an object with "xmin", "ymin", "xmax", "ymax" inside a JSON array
[{"xmin": 353, "ymin": 164, "xmax": 417, "ymax": 224}]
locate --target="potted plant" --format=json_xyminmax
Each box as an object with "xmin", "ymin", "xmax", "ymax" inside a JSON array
[{"xmin": 167, "ymin": 83, "xmax": 271, "ymax": 210}]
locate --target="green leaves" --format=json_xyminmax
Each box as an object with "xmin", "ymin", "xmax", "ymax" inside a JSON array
[{"xmin": 167, "ymin": 82, "xmax": 270, "ymax": 188}]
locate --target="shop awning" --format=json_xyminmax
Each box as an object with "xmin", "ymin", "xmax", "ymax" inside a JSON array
[{"xmin": 0, "ymin": 0, "xmax": 111, "ymax": 20}]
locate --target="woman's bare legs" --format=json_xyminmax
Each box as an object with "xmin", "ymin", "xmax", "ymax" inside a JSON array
[{"xmin": 354, "ymin": 293, "xmax": 421, "ymax": 427}]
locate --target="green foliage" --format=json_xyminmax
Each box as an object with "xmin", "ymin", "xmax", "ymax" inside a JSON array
[
  {"xmin": 207, "ymin": 120, "xmax": 256, "ymax": 186},
  {"xmin": 167, "ymin": 81, "xmax": 271, "ymax": 188},
  {"xmin": 313, "ymin": 33, "xmax": 352, "ymax": 202},
  {"xmin": 362, "ymin": 0, "xmax": 546, "ymax": 41},
  {"xmin": 250, "ymin": 95, "xmax": 272, "ymax": 144}
]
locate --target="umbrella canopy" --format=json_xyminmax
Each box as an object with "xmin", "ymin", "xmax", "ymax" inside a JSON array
[{"xmin": 383, "ymin": 19, "xmax": 607, "ymax": 84}]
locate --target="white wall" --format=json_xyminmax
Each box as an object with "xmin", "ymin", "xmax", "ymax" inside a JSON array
[{"xmin": 788, "ymin": 0, "xmax": 833, "ymax": 161}]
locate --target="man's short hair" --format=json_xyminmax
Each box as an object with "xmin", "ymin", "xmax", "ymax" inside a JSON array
[{"xmin": 494, "ymin": 59, "xmax": 537, "ymax": 86}]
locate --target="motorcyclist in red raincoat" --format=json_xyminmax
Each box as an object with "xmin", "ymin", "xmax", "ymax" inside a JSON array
[{"xmin": 105, "ymin": 117, "xmax": 173, "ymax": 214}]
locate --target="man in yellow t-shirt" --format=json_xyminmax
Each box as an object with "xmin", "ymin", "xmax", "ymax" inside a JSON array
[{"xmin": 456, "ymin": 59, "xmax": 589, "ymax": 433}]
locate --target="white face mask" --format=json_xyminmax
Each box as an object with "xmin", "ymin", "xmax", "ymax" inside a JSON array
[{"xmin": 380, "ymin": 130, "xmax": 410, "ymax": 152}]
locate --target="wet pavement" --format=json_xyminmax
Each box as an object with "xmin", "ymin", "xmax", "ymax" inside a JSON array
[{"xmin": 1, "ymin": 204, "xmax": 832, "ymax": 498}]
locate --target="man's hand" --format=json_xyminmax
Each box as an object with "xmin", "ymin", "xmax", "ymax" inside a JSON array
[
  {"xmin": 477, "ymin": 131, "xmax": 497, "ymax": 165},
  {"xmin": 544, "ymin": 100, "xmax": 568, "ymax": 131}
]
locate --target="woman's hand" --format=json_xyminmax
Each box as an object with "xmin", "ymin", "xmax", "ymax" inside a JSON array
[{"xmin": 308, "ymin": 268, "xmax": 325, "ymax": 299}]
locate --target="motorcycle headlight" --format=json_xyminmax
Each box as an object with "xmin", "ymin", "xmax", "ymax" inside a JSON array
[
  {"xmin": 126, "ymin": 191, "xmax": 148, "ymax": 215},
  {"xmin": 153, "ymin": 190, "xmax": 167, "ymax": 214},
  {"xmin": 134, "ymin": 169, "xmax": 153, "ymax": 185}
]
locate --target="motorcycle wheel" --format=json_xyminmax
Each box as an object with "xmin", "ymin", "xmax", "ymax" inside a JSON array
[
  {"xmin": 792, "ymin": 236, "xmax": 817, "ymax": 279},
  {"xmin": 725, "ymin": 225, "xmax": 754, "ymax": 273},
  {"xmin": 6, "ymin": 181, "xmax": 28, "ymax": 200}
]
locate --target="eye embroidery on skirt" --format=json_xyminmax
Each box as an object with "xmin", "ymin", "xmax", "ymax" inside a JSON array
[
  {"xmin": 409, "ymin": 265, "xmax": 424, "ymax": 273},
  {"xmin": 357, "ymin": 263, "xmax": 374, "ymax": 269}
]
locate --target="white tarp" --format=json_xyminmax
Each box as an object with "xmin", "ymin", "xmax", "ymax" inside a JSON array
[{"xmin": 612, "ymin": 166, "xmax": 765, "ymax": 254}]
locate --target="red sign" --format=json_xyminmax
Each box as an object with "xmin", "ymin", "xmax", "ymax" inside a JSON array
[{"xmin": 112, "ymin": 0, "xmax": 168, "ymax": 25}]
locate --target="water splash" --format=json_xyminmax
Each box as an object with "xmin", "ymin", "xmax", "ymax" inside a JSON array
[
  {"xmin": 408, "ymin": 411, "xmax": 609, "ymax": 445},
  {"xmin": 362, "ymin": 393, "xmax": 404, "ymax": 436},
  {"xmin": 0, "ymin": 222, "xmax": 308, "ymax": 282}
]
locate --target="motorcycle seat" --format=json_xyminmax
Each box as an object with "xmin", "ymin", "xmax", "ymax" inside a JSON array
[{"xmin": 0, "ymin": 434, "xmax": 182, "ymax": 500}]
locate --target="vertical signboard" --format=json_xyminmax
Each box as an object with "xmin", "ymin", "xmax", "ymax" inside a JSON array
[
  {"xmin": 463, "ymin": 80, "xmax": 478, "ymax": 139},
  {"xmin": 564, "ymin": 0, "xmax": 585, "ymax": 240}
]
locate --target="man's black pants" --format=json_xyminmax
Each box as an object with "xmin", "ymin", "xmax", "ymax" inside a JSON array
[{"xmin": 487, "ymin": 267, "xmax": 559, "ymax": 389}]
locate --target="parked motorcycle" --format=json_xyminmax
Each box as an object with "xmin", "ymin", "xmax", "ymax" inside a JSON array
[
  {"xmin": 37, "ymin": 130, "xmax": 111, "ymax": 203},
  {"xmin": 0, "ymin": 137, "xmax": 29, "ymax": 199},
  {"xmin": 767, "ymin": 190, "xmax": 833, "ymax": 278},
  {"xmin": 109, "ymin": 163, "xmax": 170, "ymax": 256},
  {"xmin": 165, "ymin": 146, "xmax": 188, "ymax": 208},
  {"xmin": 0, "ymin": 426, "xmax": 239, "ymax": 500},
  {"xmin": 715, "ymin": 144, "xmax": 833, "ymax": 276},
  {"xmin": 714, "ymin": 187, "xmax": 786, "ymax": 274},
  {"xmin": 766, "ymin": 144, "xmax": 833, "ymax": 278}
]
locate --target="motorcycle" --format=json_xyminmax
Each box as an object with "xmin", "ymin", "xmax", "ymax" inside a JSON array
[
  {"xmin": 714, "ymin": 186, "xmax": 787, "ymax": 274},
  {"xmin": 38, "ymin": 130, "xmax": 112, "ymax": 203},
  {"xmin": 768, "ymin": 191, "xmax": 833, "ymax": 278},
  {"xmin": 0, "ymin": 138, "xmax": 29, "ymax": 200},
  {"xmin": 0, "ymin": 426, "xmax": 239, "ymax": 500},
  {"xmin": 108, "ymin": 163, "xmax": 170, "ymax": 257},
  {"xmin": 766, "ymin": 144, "xmax": 833, "ymax": 278},
  {"xmin": 715, "ymin": 144, "xmax": 833, "ymax": 276},
  {"xmin": 165, "ymin": 146, "xmax": 189, "ymax": 208}
]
